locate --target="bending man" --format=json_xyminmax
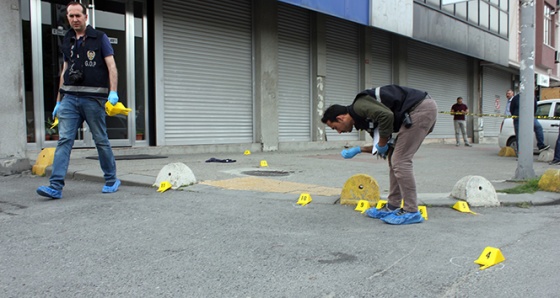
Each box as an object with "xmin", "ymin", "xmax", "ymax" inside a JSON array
[{"xmin": 321, "ymin": 85, "xmax": 437, "ymax": 225}]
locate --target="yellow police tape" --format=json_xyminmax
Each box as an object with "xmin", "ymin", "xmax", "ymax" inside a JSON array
[{"xmin": 440, "ymin": 111, "xmax": 560, "ymax": 120}]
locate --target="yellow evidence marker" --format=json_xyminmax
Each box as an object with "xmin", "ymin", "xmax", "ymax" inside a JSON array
[
  {"xmin": 157, "ymin": 181, "xmax": 172, "ymax": 193},
  {"xmin": 474, "ymin": 247, "xmax": 505, "ymax": 270},
  {"xmin": 296, "ymin": 193, "xmax": 312, "ymax": 206},
  {"xmin": 452, "ymin": 201, "xmax": 477, "ymax": 214},
  {"xmin": 260, "ymin": 160, "xmax": 268, "ymax": 167},
  {"xmin": 244, "ymin": 150, "xmax": 251, "ymax": 155},
  {"xmin": 105, "ymin": 101, "xmax": 132, "ymax": 116},
  {"xmin": 354, "ymin": 200, "xmax": 371, "ymax": 213},
  {"xmin": 418, "ymin": 206, "xmax": 428, "ymax": 220}
]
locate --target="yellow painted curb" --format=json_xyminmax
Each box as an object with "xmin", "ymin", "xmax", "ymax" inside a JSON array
[{"xmin": 200, "ymin": 176, "xmax": 341, "ymax": 196}]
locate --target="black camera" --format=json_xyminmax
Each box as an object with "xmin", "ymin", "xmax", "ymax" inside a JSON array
[
  {"xmin": 403, "ymin": 112, "xmax": 412, "ymax": 128},
  {"xmin": 68, "ymin": 68, "xmax": 84, "ymax": 84}
]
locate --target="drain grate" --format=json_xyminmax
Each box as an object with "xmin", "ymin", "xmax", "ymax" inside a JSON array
[{"xmin": 241, "ymin": 170, "xmax": 291, "ymax": 177}]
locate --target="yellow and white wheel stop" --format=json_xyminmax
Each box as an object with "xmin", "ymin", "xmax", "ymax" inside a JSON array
[
  {"xmin": 32, "ymin": 148, "xmax": 55, "ymax": 176},
  {"xmin": 340, "ymin": 174, "xmax": 380, "ymax": 206}
]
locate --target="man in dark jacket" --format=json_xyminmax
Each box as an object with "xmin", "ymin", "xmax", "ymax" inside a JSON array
[
  {"xmin": 321, "ymin": 85, "xmax": 437, "ymax": 225},
  {"xmin": 507, "ymin": 90, "xmax": 549, "ymax": 152},
  {"xmin": 37, "ymin": 1, "xmax": 121, "ymax": 199}
]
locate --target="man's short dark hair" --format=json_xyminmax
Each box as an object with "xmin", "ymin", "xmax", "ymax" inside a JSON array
[
  {"xmin": 321, "ymin": 104, "xmax": 348, "ymax": 124},
  {"xmin": 457, "ymin": 97, "xmax": 463, "ymax": 100},
  {"xmin": 67, "ymin": 1, "xmax": 87, "ymax": 14}
]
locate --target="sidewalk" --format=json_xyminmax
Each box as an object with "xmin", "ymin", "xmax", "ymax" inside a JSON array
[{"xmin": 38, "ymin": 142, "xmax": 560, "ymax": 207}]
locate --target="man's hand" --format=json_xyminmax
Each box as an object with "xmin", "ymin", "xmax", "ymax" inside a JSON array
[
  {"xmin": 108, "ymin": 91, "xmax": 119, "ymax": 105},
  {"xmin": 52, "ymin": 102, "xmax": 60, "ymax": 119},
  {"xmin": 341, "ymin": 146, "xmax": 361, "ymax": 159},
  {"xmin": 375, "ymin": 143, "xmax": 389, "ymax": 159}
]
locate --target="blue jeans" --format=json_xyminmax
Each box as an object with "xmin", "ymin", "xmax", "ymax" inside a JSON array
[
  {"xmin": 513, "ymin": 118, "xmax": 546, "ymax": 150},
  {"xmin": 49, "ymin": 94, "xmax": 117, "ymax": 190},
  {"xmin": 554, "ymin": 127, "xmax": 560, "ymax": 161}
]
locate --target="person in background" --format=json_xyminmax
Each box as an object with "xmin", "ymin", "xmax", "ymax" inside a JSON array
[
  {"xmin": 506, "ymin": 89, "xmax": 549, "ymax": 153},
  {"xmin": 37, "ymin": 1, "xmax": 121, "ymax": 199},
  {"xmin": 549, "ymin": 126, "xmax": 560, "ymax": 165},
  {"xmin": 450, "ymin": 96, "xmax": 471, "ymax": 147},
  {"xmin": 321, "ymin": 85, "xmax": 437, "ymax": 225}
]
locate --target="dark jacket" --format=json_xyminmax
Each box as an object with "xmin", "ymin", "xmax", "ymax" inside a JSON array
[
  {"xmin": 60, "ymin": 25, "xmax": 110, "ymax": 97},
  {"xmin": 509, "ymin": 94, "xmax": 537, "ymax": 117},
  {"xmin": 348, "ymin": 85, "xmax": 427, "ymax": 136}
]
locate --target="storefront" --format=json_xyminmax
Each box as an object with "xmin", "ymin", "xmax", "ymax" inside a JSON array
[{"xmin": 22, "ymin": 0, "xmax": 149, "ymax": 148}]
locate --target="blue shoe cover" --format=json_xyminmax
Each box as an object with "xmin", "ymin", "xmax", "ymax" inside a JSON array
[
  {"xmin": 381, "ymin": 210, "xmax": 424, "ymax": 225},
  {"xmin": 37, "ymin": 186, "xmax": 62, "ymax": 199},
  {"xmin": 365, "ymin": 206, "xmax": 398, "ymax": 219},
  {"xmin": 102, "ymin": 179, "xmax": 121, "ymax": 193}
]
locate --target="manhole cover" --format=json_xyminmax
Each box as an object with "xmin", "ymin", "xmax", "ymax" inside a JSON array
[{"xmin": 241, "ymin": 170, "xmax": 291, "ymax": 177}]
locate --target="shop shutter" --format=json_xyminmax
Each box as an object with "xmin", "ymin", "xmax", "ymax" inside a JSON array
[
  {"xmin": 278, "ymin": 3, "xmax": 311, "ymax": 142},
  {"xmin": 325, "ymin": 16, "xmax": 360, "ymax": 141},
  {"xmin": 371, "ymin": 28, "xmax": 393, "ymax": 87},
  {"xmin": 162, "ymin": 0, "xmax": 253, "ymax": 145},
  {"xmin": 407, "ymin": 40, "xmax": 469, "ymax": 138},
  {"xmin": 481, "ymin": 67, "xmax": 511, "ymax": 137}
]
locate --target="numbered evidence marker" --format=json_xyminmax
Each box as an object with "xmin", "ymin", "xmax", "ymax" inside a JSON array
[
  {"xmin": 418, "ymin": 206, "xmax": 428, "ymax": 220},
  {"xmin": 452, "ymin": 201, "xmax": 477, "ymax": 214},
  {"xmin": 354, "ymin": 200, "xmax": 371, "ymax": 213},
  {"xmin": 474, "ymin": 247, "xmax": 505, "ymax": 270},
  {"xmin": 376, "ymin": 199, "xmax": 405, "ymax": 209},
  {"xmin": 244, "ymin": 150, "xmax": 251, "ymax": 155},
  {"xmin": 260, "ymin": 160, "xmax": 268, "ymax": 167},
  {"xmin": 296, "ymin": 193, "xmax": 312, "ymax": 206},
  {"xmin": 157, "ymin": 181, "xmax": 172, "ymax": 193}
]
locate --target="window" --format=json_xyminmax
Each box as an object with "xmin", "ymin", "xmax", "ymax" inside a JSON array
[
  {"xmin": 544, "ymin": 4, "xmax": 554, "ymax": 47},
  {"xmin": 536, "ymin": 103, "xmax": 552, "ymax": 117},
  {"xmin": 415, "ymin": 0, "xmax": 508, "ymax": 38}
]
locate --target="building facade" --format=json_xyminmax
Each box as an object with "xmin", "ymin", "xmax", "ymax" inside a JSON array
[{"xmin": 3, "ymin": 0, "xmax": 558, "ymax": 169}]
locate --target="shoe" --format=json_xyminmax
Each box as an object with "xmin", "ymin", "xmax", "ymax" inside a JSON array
[
  {"xmin": 549, "ymin": 160, "xmax": 560, "ymax": 165},
  {"xmin": 102, "ymin": 179, "xmax": 121, "ymax": 193},
  {"xmin": 365, "ymin": 205, "xmax": 398, "ymax": 219},
  {"xmin": 455, "ymin": 143, "xmax": 459, "ymax": 147},
  {"xmin": 539, "ymin": 145, "xmax": 550, "ymax": 152},
  {"xmin": 465, "ymin": 143, "xmax": 472, "ymax": 147},
  {"xmin": 37, "ymin": 186, "xmax": 62, "ymax": 199},
  {"xmin": 381, "ymin": 209, "xmax": 424, "ymax": 225}
]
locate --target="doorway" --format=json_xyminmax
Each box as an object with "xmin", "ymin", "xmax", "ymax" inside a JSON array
[{"xmin": 22, "ymin": 0, "xmax": 148, "ymax": 148}]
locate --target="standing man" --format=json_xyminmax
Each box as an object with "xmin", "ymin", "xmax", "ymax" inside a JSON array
[
  {"xmin": 321, "ymin": 85, "xmax": 437, "ymax": 225},
  {"xmin": 450, "ymin": 96, "xmax": 471, "ymax": 147},
  {"xmin": 506, "ymin": 89, "xmax": 549, "ymax": 152},
  {"xmin": 549, "ymin": 127, "xmax": 560, "ymax": 165},
  {"xmin": 37, "ymin": 1, "xmax": 120, "ymax": 199}
]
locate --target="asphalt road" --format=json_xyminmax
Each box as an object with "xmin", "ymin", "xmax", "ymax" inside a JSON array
[{"xmin": 2, "ymin": 174, "xmax": 560, "ymax": 297}]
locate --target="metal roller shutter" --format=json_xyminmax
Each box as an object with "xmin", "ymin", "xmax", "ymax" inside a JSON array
[
  {"xmin": 278, "ymin": 3, "xmax": 311, "ymax": 142},
  {"xmin": 407, "ymin": 40, "xmax": 469, "ymax": 138},
  {"xmin": 325, "ymin": 16, "xmax": 360, "ymax": 141},
  {"xmin": 162, "ymin": 0, "xmax": 253, "ymax": 145},
  {"xmin": 481, "ymin": 67, "xmax": 511, "ymax": 137},
  {"xmin": 371, "ymin": 28, "xmax": 392, "ymax": 87}
]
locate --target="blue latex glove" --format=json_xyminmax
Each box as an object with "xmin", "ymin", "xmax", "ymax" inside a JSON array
[
  {"xmin": 108, "ymin": 91, "xmax": 119, "ymax": 105},
  {"xmin": 52, "ymin": 102, "xmax": 60, "ymax": 119},
  {"xmin": 375, "ymin": 143, "xmax": 389, "ymax": 158},
  {"xmin": 341, "ymin": 146, "xmax": 361, "ymax": 159}
]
